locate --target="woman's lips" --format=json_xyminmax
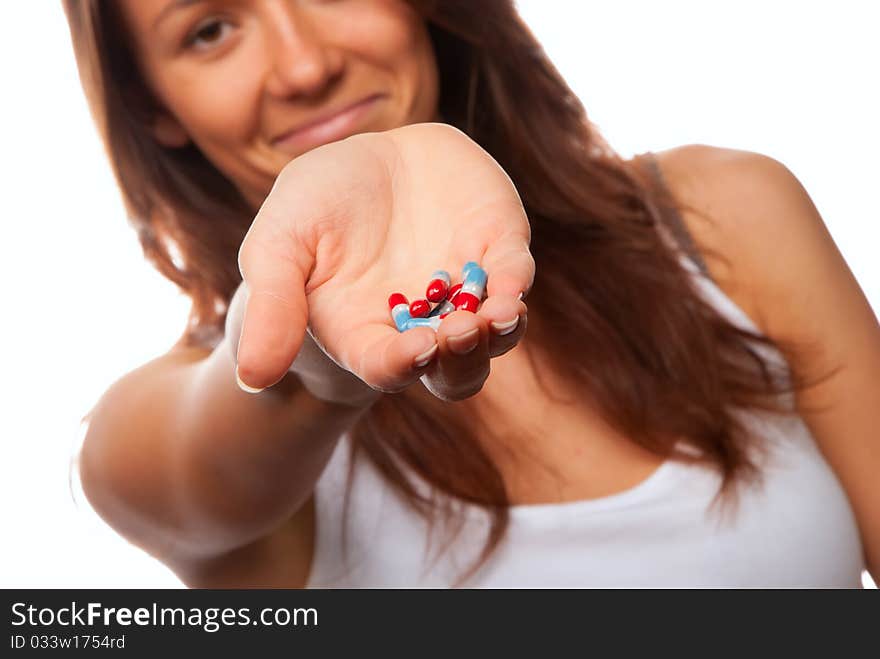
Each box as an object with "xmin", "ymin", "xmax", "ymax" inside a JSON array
[{"xmin": 271, "ymin": 94, "xmax": 384, "ymax": 155}]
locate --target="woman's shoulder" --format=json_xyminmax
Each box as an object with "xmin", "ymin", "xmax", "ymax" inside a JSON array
[
  {"xmin": 648, "ymin": 147, "xmax": 880, "ymax": 585},
  {"xmin": 642, "ymin": 143, "xmax": 815, "ymax": 336}
]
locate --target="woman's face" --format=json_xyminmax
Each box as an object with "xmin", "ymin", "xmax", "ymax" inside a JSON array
[{"xmin": 118, "ymin": 0, "xmax": 441, "ymax": 208}]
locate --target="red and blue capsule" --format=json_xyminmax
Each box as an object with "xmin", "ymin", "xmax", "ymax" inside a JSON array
[
  {"xmin": 425, "ymin": 270, "xmax": 451, "ymax": 303},
  {"xmin": 409, "ymin": 299, "xmax": 431, "ymax": 317},
  {"xmin": 404, "ymin": 316, "xmax": 443, "ymax": 331},
  {"xmin": 428, "ymin": 282, "xmax": 462, "ymax": 318},
  {"xmin": 462, "ymin": 261, "xmax": 480, "ymax": 279},
  {"xmin": 454, "ymin": 262, "xmax": 487, "ymax": 313},
  {"xmin": 388, "ymin": 293, "xmax": 412, "ymax": 332}
]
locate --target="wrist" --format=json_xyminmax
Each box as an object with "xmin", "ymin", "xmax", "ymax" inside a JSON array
[
  {"xmin": 288, "ymin": 328, "xmax": 381, "ymax": 407},
  {"xmin": 294, "ymin": 368, "xmax": 382, "ymax": 410}
]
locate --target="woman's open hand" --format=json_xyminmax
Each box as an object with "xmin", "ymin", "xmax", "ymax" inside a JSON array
[{"xmin": 235, "ymin": 122, "xmax": 534, "ymax": 401}]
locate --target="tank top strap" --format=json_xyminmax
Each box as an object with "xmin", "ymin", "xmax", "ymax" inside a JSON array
[{"xmin": 635, "ymin": 151, "xmax": 713, "ymax": 283}]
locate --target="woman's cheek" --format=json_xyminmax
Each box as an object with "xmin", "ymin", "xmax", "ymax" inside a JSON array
[
  {"xmin": 174, "ymin": 58, "xmax": 264, "ymax": 145},
  {"xmin": 327, "ymin": 1, "xmax": 426, "ymax": 62}
]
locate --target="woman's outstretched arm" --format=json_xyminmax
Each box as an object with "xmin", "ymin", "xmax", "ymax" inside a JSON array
[
  {"xmin": 78, "ymin": 315, "xmax": 373, "ymax": 587},
  {"xmin": 79, "ymin": 123, "xmax": 535, "ymax": 586}
]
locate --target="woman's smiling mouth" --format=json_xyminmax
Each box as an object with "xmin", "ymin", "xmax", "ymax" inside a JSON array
[{"xmin": 271, "ymin": 93, "xmax": 385, "ymax": 155}]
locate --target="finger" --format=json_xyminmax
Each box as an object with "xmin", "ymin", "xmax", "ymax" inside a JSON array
[
  {"xmin": 475, "ymin": 295, "xmax": 529, "ymax": 358},
  {"xmin": 236, "ymin": 237, "xmax": 313, "ymax": 392},
  {"xmin": 480, "ymin": 232, "xmax": 535, "ymax": 299},
  {"xmin": 350, "ymin": 324, "xmax": 440, "ymax": 393},
  {"xmin": 421, "ymin": 311, "xmax": 490, "ymax": 401}
]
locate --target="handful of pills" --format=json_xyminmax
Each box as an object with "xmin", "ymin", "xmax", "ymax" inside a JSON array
[{"xmin": 388, "ymin": 261, "xmax": 488, "ymax": 332}]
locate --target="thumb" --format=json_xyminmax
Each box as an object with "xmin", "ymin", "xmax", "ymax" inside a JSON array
[{"xmin": 235, "ymin": 230, "xmax": 313, "ymax": 393}]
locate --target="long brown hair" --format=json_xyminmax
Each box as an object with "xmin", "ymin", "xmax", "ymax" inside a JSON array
[{"xmin": 63, "ymin": 0, "xmax": 829, "ymax": 586}]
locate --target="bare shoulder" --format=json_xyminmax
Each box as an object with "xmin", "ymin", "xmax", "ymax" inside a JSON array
[
  {"xmin": 651, "ymin": 144, "xmax": 880, "ymax": 580},
  {"xmin": 648, "ymin": 143, "xmax": 819, "ymax": 334}
]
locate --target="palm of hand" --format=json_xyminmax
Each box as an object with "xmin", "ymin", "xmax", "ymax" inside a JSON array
[{"xmin": 238, "ymin": 122, "xmax": 533, "ymax": 392}]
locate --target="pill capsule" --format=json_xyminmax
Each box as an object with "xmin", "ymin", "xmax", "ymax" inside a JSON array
[
  {"xmin": 454, "ymin": 265, "xmax": 487, "ymax": 313},
  {"xmin": 388, "ymin": 292, "xmax": 411, "ymax": 332},
  {"xmin": 425, "ymin": 270, "xmax": 451, "ymax": 303},
  {"xmin": 462, "ymin": 261, "xmax": 480, "ymax": 279},
  {"xmin": 428, "ymin": 282, "xmax": 462, "ymax": 318},
  {"xmin": 404, "ymin": 316, "xmax": 442, "ymax": 331},
  {"xmin": 454, "ymin": 291, "xmax": 480, "ymax": 313},
  {"xmin": 409, "ymin": 299, "xmax": 431, "ymax": 317},
  {"xmin": 428, "ymin": 298, "xmax": 455, "ymax": 318},
  {"xmin": 461, "ymin": 264, "xmax": 487, "ymax": 296}
]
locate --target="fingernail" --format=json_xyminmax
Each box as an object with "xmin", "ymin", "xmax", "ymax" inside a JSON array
[
  {"xmin": 517, "ymin": 291, "xmax": 525, "ymax": 301},
  {"xmin": 236, "ymin": 366, "xmax": 265, "ymax": 394},
  {"xmin": 413, "ymin": 343, "xmax": 439, "ymax": 368},
  {"xmin": 491, "ymin": 317, "xmax": 520, "ymax": 336},
  {"xmin": 447, "ymin": 327, "xmax": 480, "ymax": 355}
]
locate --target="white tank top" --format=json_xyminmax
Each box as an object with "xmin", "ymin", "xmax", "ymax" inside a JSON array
[{"xmin": 306, "ymin": 254, "xmax": 866, "ymax": 588}]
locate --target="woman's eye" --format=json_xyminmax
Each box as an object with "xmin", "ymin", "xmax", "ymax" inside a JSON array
[{"xmin": 184, "ymin": 19, "xmax": 233, "ymax": 51}]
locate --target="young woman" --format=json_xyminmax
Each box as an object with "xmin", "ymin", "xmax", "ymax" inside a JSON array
[{"xmin": 63, "ymin": 0, "xmax": 879, "ymax": 587}]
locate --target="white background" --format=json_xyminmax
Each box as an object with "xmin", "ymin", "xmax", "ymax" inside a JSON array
[{"xmin": 0, "ymin": 1, "xmax": 876, "ymax": 588}]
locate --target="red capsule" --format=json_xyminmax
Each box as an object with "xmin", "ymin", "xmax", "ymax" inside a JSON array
[
  {"xmin": 426, "ymin": 281, "xmax": 447, "ymax": 302},
  {"xmin": 388, "ymin": 292, "xmax": 408, "ymax": 309},
  {"xmin": 426, "ymin": 270, "xmax": 451, "ymax": 302},
  {"xmin": 454, "ymin": 291, "xmax": 480, "ymax": 313},
  {"xmin": 409, "ymin": 299, "xmax": 430, "ymax": 317},
  {"xmin": 439, "ymin": 312, "xmax": 451, "ymax": 319}
]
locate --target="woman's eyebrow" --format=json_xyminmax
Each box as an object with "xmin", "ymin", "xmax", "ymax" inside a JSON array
[{"xmin": 152, "ymin": 0, "xmax": 207, "ymax": 29}]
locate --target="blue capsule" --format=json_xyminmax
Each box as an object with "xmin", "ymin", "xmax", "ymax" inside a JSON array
[
  {"xmin": 403, "ymin": 316, "xmax": 442, "ymax": 331},
  {"xmin": 462, "ymin": 261, "xmax": 480, "ymax": 279},
  {"xmin": 388, "ymin": 293, "xmax": 412, "ymax": 332},
  {"xmin": 461, "ymin": 263, "xmax": 487, "ymax": 299}
]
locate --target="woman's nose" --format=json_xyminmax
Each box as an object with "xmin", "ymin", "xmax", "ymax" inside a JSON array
[{"xmin": 262, "ymin": 2, "xmax": 343, "ymax": 99}]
